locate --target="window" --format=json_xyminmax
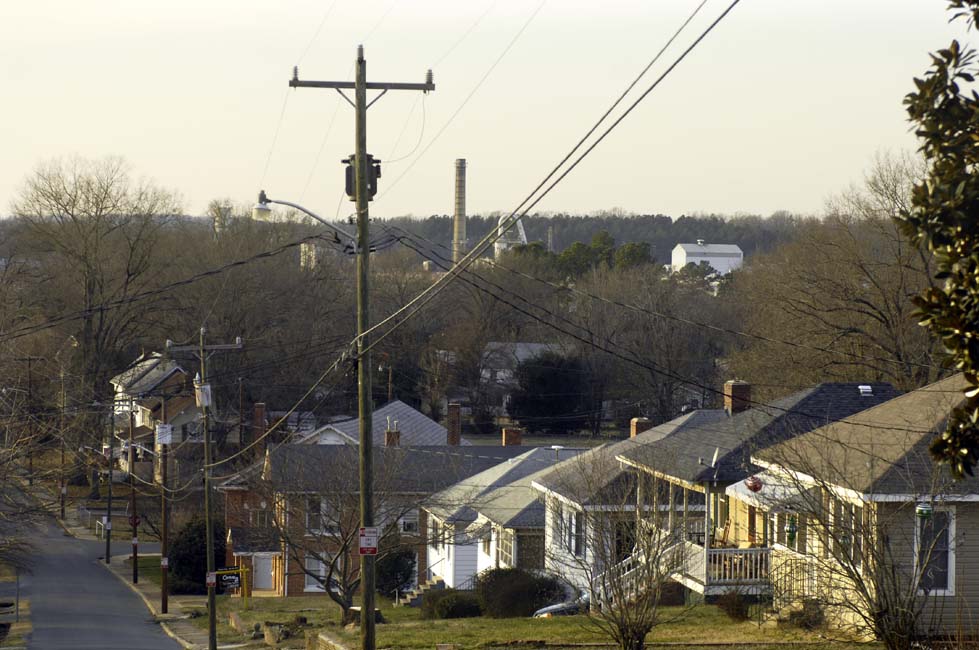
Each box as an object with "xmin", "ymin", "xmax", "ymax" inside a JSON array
[
  {"xmin": 499, "ymin": 529, "xmax": 514, "ymax": 567},
  {"xmin": 306, "ymin": 497, "xmax": 322, "ymax": 533},
  {"xmin": 917, "ymin": 508, "xmax": 954, "ymax": 595},
  {"xmin": 482, "ymin": 533, "xmax": 491, "ymax": 556},
  {"xmin": 249, "ymin": 509, "xmax": 270, "ymax": 528},
  {"xmin": 573, "ymin": 511, "xmax": 585, "ymax": 557},
  {"xmin": 431, "ymin": 520, "xmax": 441, "ymax": 549},
  {"xmin": 304, "ymin": 555, "xmax": 325, "ymax": 591},
  {"xmin": 399, "ymin": 509, "xmax": 419, "ymax": 534}
]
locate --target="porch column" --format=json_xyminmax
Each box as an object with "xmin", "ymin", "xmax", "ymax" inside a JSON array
[
  {"xmin": 667, "ymin": 482, "xmax": 675, "ymax": 533},
  {"xmin": 682, "ymin": 488, "xmax": 688, "ymax": 539},
  {"xmin": 704, "ymin": 483, "xmax": 711, "ymax": 579}
]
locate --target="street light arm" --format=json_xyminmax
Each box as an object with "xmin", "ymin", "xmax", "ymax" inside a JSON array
[{"xmin": 254, "ymin": 191, "xmax": 356, "ymax": 244}]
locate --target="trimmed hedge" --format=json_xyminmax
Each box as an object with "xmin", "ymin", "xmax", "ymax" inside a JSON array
[
  {"xmin": 474, "ymin": 568, "xmax": 565, "ymax": 618},
  {"xmin": 434, "ymin": 592, "xmax": 482, "ymax": 619}
]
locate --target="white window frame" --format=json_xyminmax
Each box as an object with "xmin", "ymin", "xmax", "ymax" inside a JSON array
[
  {"xmin": 304, "ymin": 554, "xmax": 327, "ymax": 592},
  {"xmin": 399, "ymin": 509, "xmax": 419, "ymax": 534},
  {"xmin": 914, "ymin": 505, "xmax": 956, "ymax": 597}
]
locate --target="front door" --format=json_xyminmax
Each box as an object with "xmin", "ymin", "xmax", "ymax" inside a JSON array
[{"xmin": 252, "ymin": 555, "xmax": 273, "ymax": 590}]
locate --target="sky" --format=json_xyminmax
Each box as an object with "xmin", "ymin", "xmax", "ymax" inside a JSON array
[{"xmin": 1, "ymin": 1, "xmax": 973, "ymax": 221}]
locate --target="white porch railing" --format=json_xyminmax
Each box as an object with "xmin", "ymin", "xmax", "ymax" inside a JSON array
[{"xmin": 706, "ymin": 547, "xmax": 770, "ymax": 584}]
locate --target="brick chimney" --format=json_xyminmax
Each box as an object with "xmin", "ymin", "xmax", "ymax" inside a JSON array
[
  {"xmin": 252, "ymin": 402, "xmax": 267, "ymax": 446},
  {"xmin": 384, "ymin": 421, "xmax": 400, "ymax": 447},
  {"xmin": 723, "ymin": 380, "xmax": 751, "ymax": 415},
  {"xmin": 446, "ymin": 403, "xmax": 461, "ymax": 446},
  {"xmin": 630, "ymin": 417, "xmax": 652, "ymax": 438},
  {"xmin": 502, "ymin": 427, "xmax": 523, "ymax": 447}
]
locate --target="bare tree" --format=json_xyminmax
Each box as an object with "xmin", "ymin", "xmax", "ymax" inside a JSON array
[{"xmin": 540, "ymin": 446, "xmax": 690, "ymax": 650}]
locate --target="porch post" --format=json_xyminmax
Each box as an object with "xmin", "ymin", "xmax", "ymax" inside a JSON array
[
  {"xmin": 704, "ymin": 483, "xmax": 711, "ymax": 582},
  {"xmin": 667, "ymin": 482, "xmax": 675, "ymax": 533},
  {"xmin": 682, "ymin": 488, "xmax": 688, "ymax": 539}
]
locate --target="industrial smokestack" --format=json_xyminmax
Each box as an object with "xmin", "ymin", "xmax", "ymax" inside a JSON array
[{"xmin": 452, "ymin": 159, "xmax": 467, "ymax": 264}]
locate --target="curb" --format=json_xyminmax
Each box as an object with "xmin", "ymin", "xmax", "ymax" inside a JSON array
[{"xmin": 99, "ymin": 558, "xmax": 197, "ymax": 650}]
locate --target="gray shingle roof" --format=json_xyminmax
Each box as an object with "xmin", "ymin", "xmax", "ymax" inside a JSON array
[
  {"xmin": 617, "ymin": 383, "xmax": 901, "ymax": 485},
  {"xmin": 427, "ymin": 447, "xmax": 583, "ymax": 530},
  {"xmin": 308, "ymin": 400, "xmax": 458, "ymax": 446},
  {"xmin": 755, "ymin": 374, "xmax": 977, "ymax": 496},
  {"xmin": 266, "ymin": 444, "xmax": 529, "ymax": 495},
  {"xmin": 110, "ymin": 352, "xmax": 186, "ymax": 396},
  {"xmin": 534, "ymin": 410, "xmax": 726, "ymax": 505}
]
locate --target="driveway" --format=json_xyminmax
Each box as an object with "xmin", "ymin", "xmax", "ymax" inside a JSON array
[{"xmin": 21, "ymin": 519, "xmax": 179, "ymax": 649}]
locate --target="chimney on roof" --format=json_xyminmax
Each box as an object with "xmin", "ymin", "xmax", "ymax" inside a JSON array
[
  {"xmin": 723, "ymin": 380, "xmax": 751, "ymax": 416},
  {"xmin": 630, "ymin": 417, "xmax": 652, "ymax": 438},
  {"xmin": 385, "ymin": 416, "xmax": 400, "ymax": 447},
  {"xmin": 502, "ymin": 427, "xmax": 523, "ymax": 447},
  {"xmin": 446, "ymin": 403, "xmax": 462, "ymax": 446},
  {"xmin": 252, "ymin": 402, "xmax": 267, "ymax": 446}
]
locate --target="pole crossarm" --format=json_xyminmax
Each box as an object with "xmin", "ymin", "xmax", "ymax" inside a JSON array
[{"xmin": 290, "ymin": 80, "xmax": 435, "ymax": 92}]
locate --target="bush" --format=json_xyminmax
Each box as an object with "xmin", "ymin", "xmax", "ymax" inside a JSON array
[
  {"xmin": 717, "ymin": 590, "xmax": 750, "ymax": 621},
  {"xmin": 787, "ymin": 599, "xmax": 824, "ymax": 630},
  {"xmin": 169, "ymin": 517, "xmax": 226, "ymax": 595},
  {"xmin": 376, "ymin": 546, "xmax": 416, "ymax": 597},
  {"xmin": 474, "ymin": 568, "xmax": 566, "ymax": 618},
  {"xmin": 421, "ymin": 588, "xmax": 457, "ymax": 620},
  {"xmin": 434, "ymin": 592, "xmax": 482, "ymax": 619}
]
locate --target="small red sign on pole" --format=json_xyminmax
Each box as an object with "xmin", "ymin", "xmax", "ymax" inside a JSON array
[
  {"xmin": 359, "ymin": 527, "xmax": 378, "ymax": 555},
  {"xmin": 206, "ymin": 571, "xmax": 216, "ymax": 588}
]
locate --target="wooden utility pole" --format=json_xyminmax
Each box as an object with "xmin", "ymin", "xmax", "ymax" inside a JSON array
[
  {"xmin": 167, "ymin": 330, "xmax": 242, "ymax": 650},
  {"xmin": 14, "ymin": 356, "xmax": 42, "ymax": 486},
  {"xmin": 105, "ymin": 404, "xmax": 114, "ymax": 565},
  {"xmin": 289, "ymin": 46, "xmax": 433, "ymax": 650},
  {"xmin": 160, "ymin": 394, "xmax": 169, "ymax": 614},
  {"xmin": 129, "ymin": 410, "xmax": 138, "ymax": 584}
]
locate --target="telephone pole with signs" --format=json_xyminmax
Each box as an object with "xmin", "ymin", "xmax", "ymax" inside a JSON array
[{"xmin": 166, "ymin": 330, "xmax": 242, "ymax": 650}]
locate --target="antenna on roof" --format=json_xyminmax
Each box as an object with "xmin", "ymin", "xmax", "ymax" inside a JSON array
[{"xmin": 711, "ymin": 447, "xmax": 719, "ymax": 469}]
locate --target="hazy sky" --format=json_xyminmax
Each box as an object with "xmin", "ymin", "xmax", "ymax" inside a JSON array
[{"xmin": 1, "ymin": 1, "xmax": 972, "ymax": 221}]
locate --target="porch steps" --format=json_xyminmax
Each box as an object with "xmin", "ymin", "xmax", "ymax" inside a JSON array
[{"xmin": 395, "ymin": 577, "xmax": 446, "ymax": 607}]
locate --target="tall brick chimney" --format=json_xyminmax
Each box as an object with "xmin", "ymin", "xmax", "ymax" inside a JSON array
[
  {"xmin": 252, "ymin": 402, "xmax": 267, "ymax": 446},
  {"xmin": 630, "ymin": 417, "xmax": 652, "ymax": 438},
  {"xmin": 446, "ymin": 403, "xmax": 461, "ymax": 446},
  {"xmin": 723, "ymin": 380, "xmax": 751, "ymax": 416},
  {"xmin": 502, "ymin": 427, "xmax": 523, "ymax": 447}
]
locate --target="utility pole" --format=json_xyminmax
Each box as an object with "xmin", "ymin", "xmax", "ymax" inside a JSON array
[
  {"xmin": 289, "ymin": 47, "xmax": 433, "ymax": 650},
  {"xmin": 105, "ymin": 402, "xmax": 114, "ymax": 565},
  {"xmin": 160, "ymin": 392, "xmax": 169, "ymax": 614},
  {"xmin": 167, "ymin": 330, "xmax": 242, "ymax": 650},
  {"xmin": 129, "ymin": 409, "xmax": 138, "ymax": 584},
  {"xmin": 59, "ymin": 367, "xmax": 66, "ymax": 519}
]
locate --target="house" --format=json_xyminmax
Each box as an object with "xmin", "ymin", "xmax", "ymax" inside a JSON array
[
  {"xmin": 109, "ymin": 352, "xmax": 202, "ymax": 481},
  {"xmin": 741, "ymin": 374, "xmax": 975, "ymax": 637},
  {"xmin": 481, "ymin": 341, "xmax": 568, "ymax": 416},
  {"xmin": 670, "ymin": 241, "xmax": 743, "ymax": 275},
  {"xmin": 298, "ymin": 400, "xmax": 464, "ymax": 446},
  {"xmin": 423, "ymin": 446, "xmax": 582, "ymax": 590},
  {"xmin": 532, "ymin": 411, "xmax": 727, "ymax": 595},
  {"xmin": 614, "ymin": 379, "xmax": 901, "ymax": 598},
  {"xmin": 220, "ymin": 441, "xmax": 529, "ymax": 597}
]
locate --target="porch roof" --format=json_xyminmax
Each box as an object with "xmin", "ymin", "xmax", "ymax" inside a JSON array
[{"xmin": 725, "ymin": 470, "xmax": 807, "ymax": 513}]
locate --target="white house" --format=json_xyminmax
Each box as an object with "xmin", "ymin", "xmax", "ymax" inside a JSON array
[
  {"xmin": 670, "ymin": 241, "xmax": 743, "ymax": 275},
  {"xmin": 423, "ymin": 447, "xmax": 581, "ymax": 588},
  {"xmin": 297, "ymin": 400, "xmax": 465, "ymax": 446}
]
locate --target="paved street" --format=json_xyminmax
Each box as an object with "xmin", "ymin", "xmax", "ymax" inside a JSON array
[{"xmin": 22, "ymin": 518, "xmax": 180, "ymax": 649}]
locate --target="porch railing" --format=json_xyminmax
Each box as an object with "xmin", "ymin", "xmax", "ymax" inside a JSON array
[{"xmin": 706, "ymin": 547, "xmax": 770, "ymax": 584}]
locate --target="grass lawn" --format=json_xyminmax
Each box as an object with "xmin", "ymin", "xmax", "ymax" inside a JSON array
[
  {"xmin": 125, "ymin": 556, "xmax": 163, "ymax": 586},
  {"xmin": 192, "ymin": 593, "xmax": 871, "ymax": 650}
]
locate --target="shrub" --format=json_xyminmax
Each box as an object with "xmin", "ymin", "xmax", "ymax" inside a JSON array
[
  {"xmin": 376, "ymin": 546, "xmax": 416, "ymax": 597},
  {"xmin": 434, "ymin": 592, "xmax": 482, "ymax": 619},
  {"xmin": 474, "ymin": 568, "xmax": 566, "ymax": 618},
  {"xmin": 717, "ymin": 590, "xmax": 750, "ymax": 621},
  {"xmin": 421, "ymin": 588, "xmax": 456, "ymax": 619},
  {"xmin": 787, "ymin": 599, "xmax": 824, "ymax": 630},
  {"xmin": 169, "ymin": 517, "xmax": 226, "ymax": 595}
]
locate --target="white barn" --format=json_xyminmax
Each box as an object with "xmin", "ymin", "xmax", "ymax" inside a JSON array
[{"xmin": 671, "ymin": 241, "xmax": 743, "ymax": 275}]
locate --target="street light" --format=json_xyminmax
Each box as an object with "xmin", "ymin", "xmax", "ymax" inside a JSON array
[{"xmin": 253, "ymin": 191, "xmax": 356, "ymax": 247}]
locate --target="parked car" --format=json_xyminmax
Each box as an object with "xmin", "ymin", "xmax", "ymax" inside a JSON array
[{"xmin": 533, "ymin": 594, "xmax": 589, "ymax": 618}]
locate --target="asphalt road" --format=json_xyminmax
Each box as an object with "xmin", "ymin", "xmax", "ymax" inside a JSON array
[{"xmin": 17, "ymin": 519, "xmax": 180, "ymax": 650}]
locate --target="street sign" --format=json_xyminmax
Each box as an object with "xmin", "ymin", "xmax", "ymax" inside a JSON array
[
  {"xmin": 359, "ymin": 526, "xmax": 379, "ymax": 555},
  {"xmin": 160, "ymin": 557, "xmax": 169, "ymax": 568},
  {"xmin": 155, "ymin": 424, "xmax": 173, "ymax": 445},
  {"xmin": 129, "ymin": 514, "xmax": 141, "ymax": 528},
  {"xmin": 206, "ymin": 572, "xmax": 216, "ymax": 588}
]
